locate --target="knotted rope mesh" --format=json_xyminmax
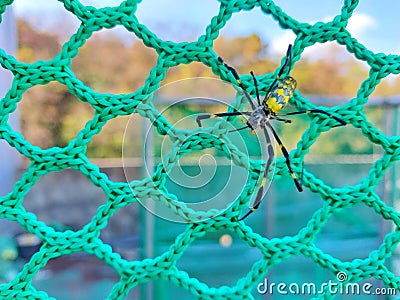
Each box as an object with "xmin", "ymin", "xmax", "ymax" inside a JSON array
[{"xmin": 0, "ymin": 0, "xmax": 399, "ymax": 299}]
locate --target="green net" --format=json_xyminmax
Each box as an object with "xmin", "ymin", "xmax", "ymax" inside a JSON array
[{"xmin": 0, "ymin": 0, "xmax": 399, "ymax": 299}]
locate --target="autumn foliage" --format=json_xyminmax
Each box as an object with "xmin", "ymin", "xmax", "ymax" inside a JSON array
[{"xmin": 17, "ymin": 20, "xmax": 395, "ymax": 157}]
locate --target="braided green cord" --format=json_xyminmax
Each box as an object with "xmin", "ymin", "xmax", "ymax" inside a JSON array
[{"xmin": 0, "ymin": 0, "xmax": 399, "ymax": 299}]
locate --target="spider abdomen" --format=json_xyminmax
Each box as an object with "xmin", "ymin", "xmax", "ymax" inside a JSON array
[{"xmin": 265, "ymin": 76, "xmax": 297, "ymax": 114}]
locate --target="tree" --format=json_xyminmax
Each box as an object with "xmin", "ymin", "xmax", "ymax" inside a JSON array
[{"xmin": 16, "ymin": 20, "xmax": 389, "ymax": 158}]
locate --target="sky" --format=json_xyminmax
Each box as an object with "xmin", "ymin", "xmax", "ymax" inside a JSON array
[{"xmin": 7, "ymin": 0, "xmax": 400, "ymax": 58}]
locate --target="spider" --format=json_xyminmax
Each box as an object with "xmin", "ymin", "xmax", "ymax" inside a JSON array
[{"xmin": 196, "ymin": 44, "xmax": 346, "ymax": 220}]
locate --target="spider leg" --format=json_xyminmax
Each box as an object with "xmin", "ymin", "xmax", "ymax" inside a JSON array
[
  {"xmin": 239, "ymin": 127, "xmax": 274, "ymax": 220},
  {"xmin": 196, "ymin": 111, "xmax": 251, "ymax": 127},
  {"xmin": 250, "ymin": 71, "xmax": 261, "ymax": 106},
  {"xmin": 266, "ymin": 122, "xmax": 303, "ymax": 192},
  {"xmin": 218, "ymin": 57, "xmax": 257, "ymax": 110},
  {"xmin": 229, "ymin": 125, "xmax": 250, "ymax": 133},
  {"xmin": 263, "ymin": 44, "xmax": 293, "ymax": 101},
  {"xmin": 271, "ymin": 115, "xmax": 292, "ymax": 123},
  {"xmin": 278, "ymin": 109, "xmax": 346, "ymax": 127}
]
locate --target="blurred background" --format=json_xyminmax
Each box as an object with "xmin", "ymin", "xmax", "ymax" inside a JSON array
[{"xmin": 0, "ymin": 0, "xmax": 399, "ymax": 299}]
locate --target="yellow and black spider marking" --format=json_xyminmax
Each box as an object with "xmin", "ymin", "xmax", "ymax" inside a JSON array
[
  {"xmin": 266, "ymin": 76, "xmax": 297, "ymax": 114},
  {"xmin": 196, "ymin": 44, "xmax": 347, "ymax": 220}
]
